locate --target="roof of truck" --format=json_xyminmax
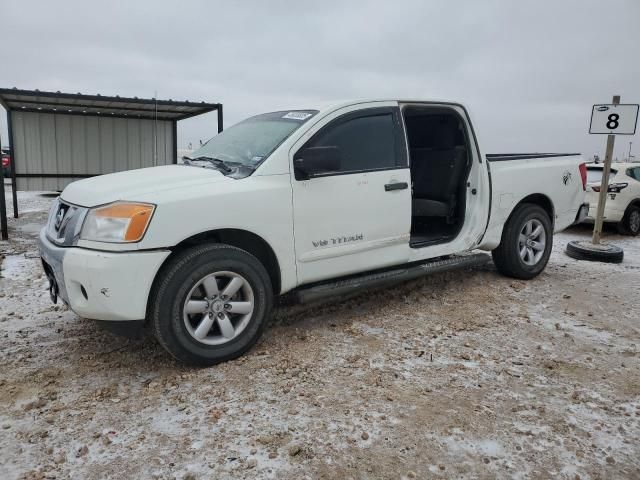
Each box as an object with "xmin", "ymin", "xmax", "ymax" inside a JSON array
[{"xmin": 313, "ymin": 98, "xmax": 459, "ymax": 110}]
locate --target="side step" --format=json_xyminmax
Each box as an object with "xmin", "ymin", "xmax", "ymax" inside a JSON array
[{"xmin": 293, "ymin": 252, "xmax": 491, "ymax": 304}]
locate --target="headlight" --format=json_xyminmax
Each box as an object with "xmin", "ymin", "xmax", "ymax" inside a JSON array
[{"xmin": 81, "ymin": 202, "xmax": 155, "ymax": 243}]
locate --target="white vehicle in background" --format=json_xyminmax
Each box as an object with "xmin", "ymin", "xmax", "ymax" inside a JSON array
[
  {"xmin": 38, "ymin": 99, "xmax": 588, "ymax": 365},
  {"xmin": 177, "ymin": 148, "xmax": 194, "ymax": 163},
  {"xmin": 584, "ymin": 163, "xmax": 640, "ymax": 236}
]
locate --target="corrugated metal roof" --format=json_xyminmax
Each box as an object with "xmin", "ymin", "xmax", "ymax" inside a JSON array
[{"xmin": 0, "ymin": 87, "xmax": 220, "ymax": 121}]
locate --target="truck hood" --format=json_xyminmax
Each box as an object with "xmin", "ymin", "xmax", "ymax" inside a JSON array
[{"xmin": 61, "ymin": 165, "xmax": 230, "ymax": 207}]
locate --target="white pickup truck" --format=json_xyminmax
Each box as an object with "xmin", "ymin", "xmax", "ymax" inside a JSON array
[{"xmin": 38, "ymin": 99, "xmax": 588, "ymax": 365}]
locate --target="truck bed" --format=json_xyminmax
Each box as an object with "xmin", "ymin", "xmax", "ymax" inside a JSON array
[
  {"xmin": 478, "ymin": 152, "xmax": 586, "ymax": 251},
  {"xmin": 487, "ymin": 153, "xmax": 581, "ymax": 161}
]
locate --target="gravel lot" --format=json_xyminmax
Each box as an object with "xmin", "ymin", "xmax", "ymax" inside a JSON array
[{"xmin": 1, "ymin": 189, "xmax": 639, "ymax": 480}]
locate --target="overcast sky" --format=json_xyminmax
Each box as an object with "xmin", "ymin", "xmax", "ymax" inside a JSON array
[{"xmin": 1, "ymin": 0, "xmax": 639, "ymax": 159}]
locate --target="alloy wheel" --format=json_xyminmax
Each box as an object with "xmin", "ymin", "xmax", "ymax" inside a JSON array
[
  {"xmin": 630, "ymin": 210, "xmax": 640, "ymax": 233},
  {"xmin": 183, "ymin": 271, "xmax": 254, "ymax": 345},
  {"xmin": 518, "ymin": 219, "xmax": 546, "ymax": 266}
]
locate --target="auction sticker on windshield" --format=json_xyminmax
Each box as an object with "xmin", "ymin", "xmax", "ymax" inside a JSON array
[{"xmin": 282, "ymin": 112, "xmax": 313, "ymax": 120}]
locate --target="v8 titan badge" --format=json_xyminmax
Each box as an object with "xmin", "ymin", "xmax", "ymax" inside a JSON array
[{"xmin": 589, "ymin": 103, "xmax": 639, "ymax": 135}]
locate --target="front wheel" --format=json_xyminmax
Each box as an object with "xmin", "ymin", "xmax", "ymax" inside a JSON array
[
  {"xmin": 149, "ymin": 244, "xmax": 273, "ymax": 366},
  {"xmin": 492, "ymin": 203, "xmax": 553, "ymax": 279}
]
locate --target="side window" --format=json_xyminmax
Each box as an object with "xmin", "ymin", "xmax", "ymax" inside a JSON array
[
  {"xmin": 630, "ymin": 168, "xmax": 640, "ymax": 181},
  {"xmin": 303, "ymin": 110, "xmax": 404, "ymax": 174}
]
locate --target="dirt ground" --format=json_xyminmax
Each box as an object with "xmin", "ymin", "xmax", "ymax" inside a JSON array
[{"xmin": 1, "ymin": 188, "xmax": 639, "ymax": 480}]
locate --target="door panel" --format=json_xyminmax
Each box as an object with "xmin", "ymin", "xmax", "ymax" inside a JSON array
[
  {"xmin": 292, "ymin": 168, "xmax": 411, "ymax": 283},
  {"xmin": 290, "ymin": 104, "xmax": 412, "ymax": 285}
]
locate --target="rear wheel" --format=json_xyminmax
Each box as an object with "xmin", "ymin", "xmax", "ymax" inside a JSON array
[
  {"xmin": 492, "ymin": 203, "xmax": 553, "ymax": 279},
  {"xmin": 150, "ymin": 244, "xmax": 273, "ymax": 366},
  {"xmin": 617, "ymin": 205, "xmax": 640, "ymax": 236}
]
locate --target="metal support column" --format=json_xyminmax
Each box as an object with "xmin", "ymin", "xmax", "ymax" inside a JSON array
[
  {"xmin": 172, "ymin": 120, "xmax": 178, "ymax": 164},
  {"xmin": 0, "ymin": 132, "xmax": 8, "ymax": 240},
  {"xmin": 8, "ymin": 110, "xmax": 18, "ymax": 218},
  {"xmin": 217, "ymin": 104, "xmax": 223, "ymax": 133}
]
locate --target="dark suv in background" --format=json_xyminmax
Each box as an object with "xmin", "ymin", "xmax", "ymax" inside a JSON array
[{"xmin": 1, "ymin": 147, "xmax": 10, "ymax": 177}]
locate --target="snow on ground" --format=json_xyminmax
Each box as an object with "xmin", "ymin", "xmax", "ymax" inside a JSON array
[{"xmin": 1, "ymin": 186, "xmax": 639, "ymax": 480}]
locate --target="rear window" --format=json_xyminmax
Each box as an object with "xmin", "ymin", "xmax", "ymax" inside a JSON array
[
  {"xmin": 586, "ymin": 167, "xmax": 616, "ymax": 184},
  {"xmin": 627, "ymin": 168, "xmax": 640, "ymax": 181}
]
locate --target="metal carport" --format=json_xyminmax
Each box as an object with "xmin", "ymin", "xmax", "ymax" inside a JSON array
[{"xmin": 0, "ymin": 88, "xmax": 223, "ymax": 240}]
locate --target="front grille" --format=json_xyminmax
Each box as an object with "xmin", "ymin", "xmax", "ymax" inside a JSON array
[{"xmin": 46, "ymin": 199, "xmax": 87, "ymax": 246}]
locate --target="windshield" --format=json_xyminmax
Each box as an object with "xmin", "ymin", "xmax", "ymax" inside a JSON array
[
  {"xmin": 189, "ymin": 110, "xmax": 318, "ymax": 169},
  {"xmin": 586, "ymin": 167, "xmax": 617, "ymax": 184}
]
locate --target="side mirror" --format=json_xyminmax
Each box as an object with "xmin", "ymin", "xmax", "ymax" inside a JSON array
[{"xmin": 294, "ymin": 146, "xmax": 342, "ymax": 179}]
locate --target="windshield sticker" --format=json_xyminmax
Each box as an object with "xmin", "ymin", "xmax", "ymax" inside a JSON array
[
  {"xmin": 282, "ymin": 112, "xmax": 312, "ymax": 121},
  {"xmin": 250, "ymin": 156, "xmax": 263, "ymax": 164}
]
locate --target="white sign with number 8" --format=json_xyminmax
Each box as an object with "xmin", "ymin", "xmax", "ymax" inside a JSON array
[{"xmin": 589, "ymin": 104, "xmax": 639, "ymax": 135}]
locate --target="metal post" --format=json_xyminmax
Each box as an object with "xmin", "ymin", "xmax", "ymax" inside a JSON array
[
  {"xmin": 8, "ymin": 110, "xmax": 18, "ymax": 218},
  {"xmin": 217, "ymin": 104, "xmax": 223, "ymax": 133},
  {"xmin": 172, "ymin": 120, "xmax": 178, "ymax": 164},
  {"xmin": 0, "ymin": 132, "xmax": 8, "ymax": 240},
  {"xmin": 592, "ymin": 95, "xmax": 620, "ymax": 244},
  {"xmin": 153, "ymin": 92, "xmax": 158, "ymax": 167}
]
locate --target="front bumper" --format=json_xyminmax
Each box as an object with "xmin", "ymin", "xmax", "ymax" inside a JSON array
[{"xmin": 38, "ymin": 228, "xmax": 170, "ymax": 321}]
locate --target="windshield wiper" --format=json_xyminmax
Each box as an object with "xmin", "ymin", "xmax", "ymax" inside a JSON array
[{"xmin": 183, "ymin": 156, "xmax": 233, "ymax": 173}]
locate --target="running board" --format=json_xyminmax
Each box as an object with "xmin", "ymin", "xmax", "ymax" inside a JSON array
[{"xmin": 293, "ymin": 252, "xmax": 491, "ymax": 304}]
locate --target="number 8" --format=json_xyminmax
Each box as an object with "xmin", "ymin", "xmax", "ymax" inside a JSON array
[{"xmin": 606, "ymin": 113, "xmax": 619, "ymax": 130}]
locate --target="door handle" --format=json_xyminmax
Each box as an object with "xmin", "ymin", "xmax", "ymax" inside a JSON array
[{"xmin": 384, "ymin": 182, "xmax": 408, "ymax": 192}]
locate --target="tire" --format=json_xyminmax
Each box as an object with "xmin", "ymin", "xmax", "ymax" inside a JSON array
[
  {"xmin": 492, "ymin": 203, "xmax": 553, "ymax": 280},
  {"xmin": 617, "ymin": 205, "xmax": 640, "ymax": 236},
  {"xmin": 149, "ymin": 244, "xmax": 273, "ymax": 366},
  {"xmin": 565, "ymin": 240, "xmax": 624, "ymax": 263}
]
